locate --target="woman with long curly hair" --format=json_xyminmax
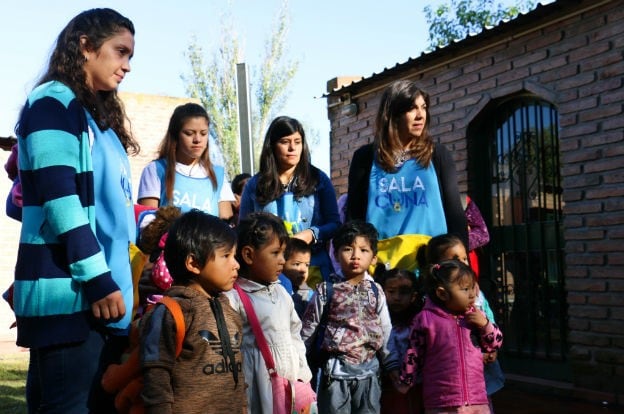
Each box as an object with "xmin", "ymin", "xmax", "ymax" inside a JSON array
[{"xmin": 13, "ymin": 8, "xmax": 138, "ymax": 412}]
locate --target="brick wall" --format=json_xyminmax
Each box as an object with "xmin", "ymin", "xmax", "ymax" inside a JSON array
[
  {"xmin": 0, "ymin": 92, "xmax": 197, "ymax": 342},
  {"xmin": 328, "ymin": 0, "xmax": 623, "ymax": 399}
]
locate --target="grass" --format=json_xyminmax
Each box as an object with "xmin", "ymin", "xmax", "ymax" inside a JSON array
[{"xmin": 0, "ymin": 356, "xmax": 28, "ymax": 414}]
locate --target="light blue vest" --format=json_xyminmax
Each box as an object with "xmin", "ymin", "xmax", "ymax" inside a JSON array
[
  {"xmin": 155, "ymin": 160, "xmax": 224, "ymax": 215},
  {"xmin": 367, "ymin": 158, "xmax": 447, "ymax": 239},
  {"xmin": 89, "ymin": 111, "xmax": 135, "ymax": 332}
]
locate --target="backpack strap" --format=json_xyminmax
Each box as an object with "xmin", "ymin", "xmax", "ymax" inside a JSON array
[
  {"xmin": 320, "ymin": 282, "xmax": 333, "ymax": 326},
  {"xmin": 315, "ymin": 281, "xmax": 333, "ymax": 351},
  {"xmin": 159, "ymin": 296, "xmax": 185, "ymax": 356},
  {"xmin": 233, "ymin": 284, "xmax": 278, "ymax": 373},
  {"xmin": 370, "ymin": 280, "xmax": 382, "ymax": 313}
]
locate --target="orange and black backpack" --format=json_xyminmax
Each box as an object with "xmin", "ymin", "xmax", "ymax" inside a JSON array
[{"xmin": 101, "ymin": 296, "xmax": 185, "ymax": 414}]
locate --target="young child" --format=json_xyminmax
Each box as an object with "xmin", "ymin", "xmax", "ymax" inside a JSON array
[
  {"xmin": 398, "ymin": 260, "xmax": 503, "ymax": 413},
  {"xmin": 283, "ymin": 237, "xmax": 314, "ymax": 318},
  {"xmin": 135, "ymin": 205, "xmax": 182, "ymax": 309},
  {"xmin": 139, "ymin": 210, "xmax": 245, "ymax": 413},
  {"xmin": 225, "ymin": 212, "xmax": 312, "ymax": 413},
  {"xmin": 425, "ymin": 234, "xmax": 505, "ymax": 410},
  {"xmin": 301, "ymin": 220, "xmax": 394, "ymax": 414},
  {"xmin": 376, "ymin": 268, "xmax": 423, "ymax": 414}
]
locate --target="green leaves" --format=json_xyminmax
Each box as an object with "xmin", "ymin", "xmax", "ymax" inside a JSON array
[
  {"xmin": 182, "ymin": 1, "xmax": 298, "ymax": 178},
  {"xmin": 424, "ymin": 0, "xmax": 536, "ymax": 50}
]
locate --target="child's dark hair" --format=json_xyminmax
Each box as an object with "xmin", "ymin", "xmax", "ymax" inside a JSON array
[
  {"xmin": 164, "ymin": 209, "xmax": 237, "ymax": 285},
  {"xmin": 285, "ymin": 237, "xmax": 312, "ymax": 260},
  {"xmin": 231, "ymin": 173, "xmax": 251, "ymax": 196},
  {"xmin": 376, "ymin": 268, "xmax": 419, "ymax": 291},
  {"xmin": 424, "ymin": 259, "xmax": 475, "ymax": 307},
  {"xmin": 376, "ymin": 267, "xmax": 424, "ymax": 321},
  {"xmin": 236, "ymin": 212, "xmax": 289, "ymax": 271},
  {"xmin": 425, "ymin": 234, "xmax": 465, "ymax": 265},
  {"xmin": 332, "ymin": 220, "xmax": 378, "ymax": 255}
]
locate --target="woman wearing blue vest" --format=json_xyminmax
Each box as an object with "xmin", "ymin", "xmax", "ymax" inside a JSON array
[
  {"xmin": 137, "ymin": 103, "xmax": 235, "ymax": 219},
  {"xmin": 13, "ymin": 9, "xmax": 138, "ymax": 413},
  {"xmin": 346, "ymin": 80, "xmax": 467, "ymax": 272},
  {"xmin": 239, "ymin": 116, "xmax": 341, "ymax": 287}
]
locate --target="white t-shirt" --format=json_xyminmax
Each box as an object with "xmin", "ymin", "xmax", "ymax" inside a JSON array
[{"xmin": 138, "ymin": 161, "xmax": 235, "ymax": 203}]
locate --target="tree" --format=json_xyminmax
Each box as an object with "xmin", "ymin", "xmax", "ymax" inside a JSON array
[
  {"xmin": 183, "ymin": 1, "xmax": 298, "ymax": 178},
  {"xmin": 425, "ymin": 0, "xmax": 536, "ymax": 49}
]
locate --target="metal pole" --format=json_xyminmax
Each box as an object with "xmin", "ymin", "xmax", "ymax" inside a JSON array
[{"xmin": 236, "ymin": 63, "xmax": 254, "ymax": 174}]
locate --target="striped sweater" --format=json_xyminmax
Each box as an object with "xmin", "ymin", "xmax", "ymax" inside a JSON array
[{"xmin": 14, "ymin": 81, "xmax": 119, "ymax": 348}]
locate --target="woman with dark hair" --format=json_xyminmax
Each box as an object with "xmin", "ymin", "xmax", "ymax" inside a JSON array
[
  {"xmin": 137, "ymin": 102, "xmax": 234, "ymax": 219},
  {"xmin": 347, "ymin": 80, "xmax": 467, "ymax": 272},
  {"xmin": 239, "ymin": 116, "xmax": 340, "ymax": 285},
  {"xmin": 13, "ymin": 8, "xmax": 138, "ymax": 412}
]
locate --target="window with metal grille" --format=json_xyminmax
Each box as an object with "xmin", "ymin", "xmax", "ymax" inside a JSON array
[{"xmin": 469, "ymin": 96, "xmax": 568, "ymax": 379}]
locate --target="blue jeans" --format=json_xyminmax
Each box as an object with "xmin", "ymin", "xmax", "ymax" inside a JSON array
[
  {"xmin": 27, "ymin": 326, "xmax": 105, "ymax": 414},
  {"xmin": 318, "ymin": 375, "xmax": 382, "ymax": 414}
]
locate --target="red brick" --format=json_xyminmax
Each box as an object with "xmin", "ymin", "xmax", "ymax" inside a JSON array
[
  {"xmin": 558, "ymin": 72, "xmax": 597, "ymax": 91},
  {"xmin": 608, "ymin": 254, "xmax": 624, "ymax": 265},
  {"xmin": 561, "ymin": 174, "xmax": 600, "ymax": 189},
  {"xmin": 346, "ymin": 118, "xmax": 370, "ymax": 133},
  {"xmin": 566, "ymin": 279, "xmax": 607, "ymax": 292},
  {"xmin": 531, "ymin": 56, "xmax": 568, "ymax": 75},
  {"xmin": 568, "ymin": 331, "xmax": 610, "ymax": 347},
  {"xmin": 569, "ymin": 41, "xmax": 611, "ymax": 63},
  {"xmin": 579, "ymin": 50, "xmax": 624, "ymax": 72},
  {"xmin": 586, "ymin": 186, "xmax": 624, "ymax": 200},
  {"xmin": 561, "ymin": 149, "xmax": 601, "ymax": 164},
  {"xmin": 558, "ymin": 96, "xmax": 599, "ymax": 116},
  {"xmin": 558, "ymin": 122, "xmax": 598, "ymax": 139},
  {"xmin": 579, "ymin": 104, "xmax": 622, "ymax": 123},
  {"xmin": 565, "ymin": 241, "xmax": 585, "ymax": 253},
  {"xmin": 513, "ymin": 50, "xmax": 548, "ymax": 68},
  {"xmin": 586, "ymin": 239, "xmax": 624, "ymax": 253},
  {"xmin": 566, "ymin": 292, "xmax": 588, "ymax": 305},
  {"xmin": 496, "ymin": 67, "xmax": 531, "ymax": 86},
  {"xmin": 585, "ymin": 131, "xmax": 623, "ymax": 149},
  {"xmin": 605, "ymin": 198, "xmax": 624, "ymax": 211},
  {"xmin": 568, "ymin": 306, "xmax": 609, "ymax": 319},
  {"xmin": 563, "ymin": 190, "xmax": 583, "ymax": 203},
  {"xmin": 592, "ymin": 320, "xmax": 624, "ymax": 335},
  {"xmin": 525, "ymin": 28, "xmax": 563, "ymax": 52},
  {"xmin": 463, "ymin": 57, "xmax": 494, "ymax": 74},
  {"xmin": 465, "ymin": 78, "xmax": 497, "ymax": 95},
  {"xmin": 565, "ymin": 253, "xmax": 605, "ymax": 266},
  {"xmin": 569, "ymin": 318, "xmax": 590, "ymax": 331},
  {"xmin": 581, "ymin": 77, "xmax": 623, "ymax": 99},
  {"xmin": 584, "ymin": 157, "xmax": 624, "ymax": 174},
  {"xmin": 588, "ymin": 294, "xmax": 624, "ymax": 306},
  {"xmin": 602, "ymin": 115, "xmax": 624, "ymax": 131},
  {"xmin": 434, "ymin": 68, "xmax": 463, "ymax": 84},
  {"xmin": 450, "ymin": 73, "xmax": 480, "ymax": 89},
  {"xmin": 564, "ymin": 13, "xmax": 605, "ymax": 38}
]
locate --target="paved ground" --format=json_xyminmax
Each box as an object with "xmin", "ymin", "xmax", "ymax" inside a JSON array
[{"xmin": 492, "ymin": 382, "xmax": 622, "ymax": 413}]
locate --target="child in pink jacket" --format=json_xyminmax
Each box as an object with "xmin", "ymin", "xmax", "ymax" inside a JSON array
[{"xmin": 398, "ymin": 260, "xmax": 503, "ymax": 413}]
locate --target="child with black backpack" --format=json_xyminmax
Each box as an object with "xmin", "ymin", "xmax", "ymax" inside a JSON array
[
  {"xmin": 139, "ymin": 210, "xmax": 246, "ymax": 413},
  {"xmin": 301, "ymin": 220, "xmax": 395, "ymax": 413}
]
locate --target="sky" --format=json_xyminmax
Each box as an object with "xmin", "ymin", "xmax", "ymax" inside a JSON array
[{"xmin": 0, "ymin": 0, "xmax": 526, "ymax": 174}]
